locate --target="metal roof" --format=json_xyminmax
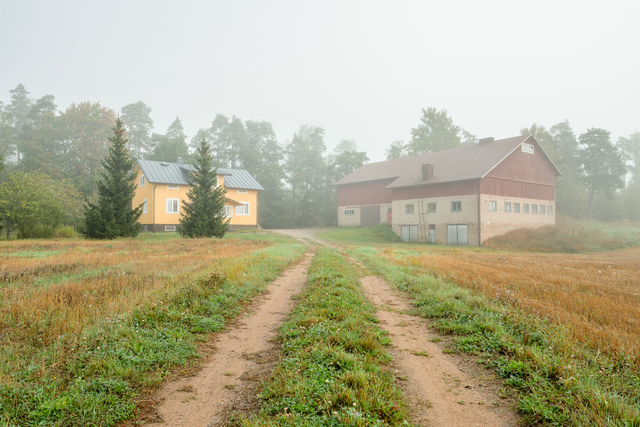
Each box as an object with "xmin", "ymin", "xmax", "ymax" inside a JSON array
[
  {"xmin": 137, "ymin": 160, "xmax": 264, "ymax": 190},
  {"xmin": 334, "ymin": 135, "xmax": 561, "ymax": 189}
]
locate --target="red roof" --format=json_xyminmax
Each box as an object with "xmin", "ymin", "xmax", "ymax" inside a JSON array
[{"xmin": 334, "ymin": 135, "xmax": 561, "ymax": 189}]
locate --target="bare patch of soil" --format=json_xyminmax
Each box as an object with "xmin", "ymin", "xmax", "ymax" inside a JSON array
[
  {"xmin": 146, "ymin": 252, "xmax": 313, "ymax": 427},
  {"xmin": 360, "ymin": 275, "xmax": 520, "ymax": 427}
]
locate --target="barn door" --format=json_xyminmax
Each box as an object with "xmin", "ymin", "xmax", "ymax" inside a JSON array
[
  {"xmin": 447, "ymin": 225, "xmax": 468, "ymax": 245},
  {"xmin": 401, "ymin": 225, "xmax": 418, "ymax": 242},
  {"xmin": 360, "ymin": 205, "xmax": 381, "ymax": 227}
]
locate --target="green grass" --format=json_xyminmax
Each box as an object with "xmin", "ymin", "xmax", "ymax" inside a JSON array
[
  {"xmin": 237, "ymin": 247, "xmax": 413, "ymax": 427},
  {"xmin": 317, "ymin": 225, "xmax": 401, "ymax": 244},
  {"xmin": 350, "ymin": 246, "xmax": 640, "ymax": 426},
  {"xmin": 0, "ymin": 233, "xmax": 305, "ymax": 427}
]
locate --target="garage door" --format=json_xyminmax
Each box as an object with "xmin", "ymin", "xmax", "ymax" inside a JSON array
[
  {"xmin": 361, "ymin": 205, "xmax": 381, "ymax": 227},
  {"xmin": 401, "ymin": 225, "xmax": 418, "ymax": 242},
  {"xmin": 447, "ymin": 224, "xmax": 468, "ymax": 245}
]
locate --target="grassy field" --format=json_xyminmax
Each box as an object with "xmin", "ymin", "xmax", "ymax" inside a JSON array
[
  {"xmin": 0, "ymin": 232, "xmax": 305, "ymax": 427},
  {"xmin": 319, "ymin": 224, "xmax": 640, "ymax": 426},
  {"xmin": 238, "ymin": 247, "xmax": 412, "ymax": 427}
]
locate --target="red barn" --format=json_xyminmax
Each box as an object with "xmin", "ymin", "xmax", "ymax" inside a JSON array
[{"xmin": 334, "ymin": 135, "xmax": 561, "ymax": 245}]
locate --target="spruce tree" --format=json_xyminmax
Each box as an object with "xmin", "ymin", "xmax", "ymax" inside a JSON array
[
  {"xmin": 179, "ymin": 133, "xmax": 229, "ymax": 238},
  {"xmin": 79, "ymin": 117, "xmax": 143, "ymax": 239}
]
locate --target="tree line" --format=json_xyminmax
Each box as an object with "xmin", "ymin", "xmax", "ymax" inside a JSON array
[
  {"xmin": 386, "ymin": 108, "xmax": 639, "ymax": 221},
  {"xmin": 0, "ymin": 84, "xmax": 369, "ymax": 237}
]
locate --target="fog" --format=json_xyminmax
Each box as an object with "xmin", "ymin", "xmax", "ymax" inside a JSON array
[{"xmin": 1, "ymin": 0, "xmax": 639, "ymax": 161}]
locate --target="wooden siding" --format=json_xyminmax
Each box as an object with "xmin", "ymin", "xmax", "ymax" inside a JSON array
[
  {"xmin": 480, "ymin": 177, "xmax": 556, "ymax": 200},
  {"xmin": 391, "ymin": 180, "xmax": 479, "ymax": 201},
  {"xmin": 337, "ymin": 179, "xmax": 395, "ymax": 206},
  {"xmin": 486, "ymin": 141, "xmax": 557, "ymax": 184}
]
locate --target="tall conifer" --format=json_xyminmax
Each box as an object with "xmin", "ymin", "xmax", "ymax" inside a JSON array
[
  {"xmin": 79, "ymin": 117, "xmax": 142, "ymax": 238},
  {"xmin": 179, "ymin": 133, "xmax": 229, "ymax": 238}
]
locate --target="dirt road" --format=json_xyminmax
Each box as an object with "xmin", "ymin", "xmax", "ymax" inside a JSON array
[{"xmin": 148, "ymin": 228, "xmax": 518, "ymax": 426}]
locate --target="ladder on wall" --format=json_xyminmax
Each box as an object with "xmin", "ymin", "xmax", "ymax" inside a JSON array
[{"xmin": 417, "ymin": 198, "xmax": 428, "ymax": 242}]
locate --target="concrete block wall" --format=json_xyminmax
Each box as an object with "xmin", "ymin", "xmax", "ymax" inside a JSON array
[{"xmin": 479, "ymin": 195, "xmax": 556, "ymax": 242}]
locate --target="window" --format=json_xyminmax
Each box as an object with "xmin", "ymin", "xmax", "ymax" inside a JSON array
[
  {"xmin": 504, "ymin": 202, "xmax": 512, "ymax": 213},
  {"xmin": 489, "ymin": 201, "xmax": 497, "ymax": 212},
  {"xmin": 532, "ymin": 204, "xmax": 538, "ymax": 214},
  {"xmin": 166, "ymin": 198, "xmax": 179, "ymax": 214},
  {"xmin": 522, "ymin": 143, "xmax": 534, "ymax": 154},
  {"xmin": 405, "ymin": 204, "xmax": 414, "ymax": 214},
  {"xmin": 140, "ymin": 175, "xmax": 145, "ymax": 186},
  {"xmin": 165, "ymin": 226, "xmax": 176, "ymax": 232},
  {"xmin": 514, "ymin": 203, "xmax": 520, "ymax": 213},
  {"xmin": 143, "ymin": 199, "xmax": 148, "ymax": 214},
  {"xmin": 224, "ymin": 206, "xmax": 233, "ymax": 217},
  {"xmin": 238, "ymin": 189, "xmax": 247, "ymax": 194},
  {"xmin": 548, "ymin": 205, "xmax": 554, "ymax": 215},
  {"xmin": 451, "ymin": 201, "xmax": 461, "ymax": 212},
  {"xmin": 387, "ymin": 207, "xmax": 392, "ymax": 212},
  {"xmin": 167, "ymin": 185, "xmax": 179, "ymax": 190},
  {"xmin": 540, "ymin": 205, "xmax": 546, "ymax": 214},
  {"xmin": 427, "ymin": 203, "xmax": 437, "ymax": 213},
  {"xmin": 236, "ymin": 202, "xmax": 250, "ymax": 216},
  {"xmin": 523, "ymin": 203, "xmax": 530, "ymax": 214},
  {"xmin": 344, "ymin": 209, "xmax": 355, "ymax": 215}
]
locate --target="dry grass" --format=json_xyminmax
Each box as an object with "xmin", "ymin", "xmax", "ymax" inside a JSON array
[
  {"xmin": 384, "ymin": 246, "xmax": 640, "ymax": 365},
  {"xmin": 0, "ymin": 238, "xmax": 267, "ymax": 351}
]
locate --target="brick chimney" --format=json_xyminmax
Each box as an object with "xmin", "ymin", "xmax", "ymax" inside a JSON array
[
  {"xmin": 422, "ymin": 164, "xmax": 434, "ymax": 180},
  {"xmin": 479, "ymin": 137, "xmax": 494, "ymax": 144},
  {"xmin": 176, "ymin": 157, "xmax": 184, "ymax": 164}
]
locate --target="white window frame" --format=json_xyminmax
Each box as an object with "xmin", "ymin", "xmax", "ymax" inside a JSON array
[
  {"xmin": 143, "ymin": 199, "xmax": 148, "ymax": 214},
  {"xmin": 238, "ymin": 189, "xmax": 248, "ymax": 194},
  {"xmin": 236, "ymin": 202, "xmax": 250, "ymax": 216},
  {"xmin": 405, "ymin": 204, "xmax": 415, "ymax": 214},
  {"xmin": 489, "ymin": 201, "xmax": 497, "ymax": 212},
  {"xmin": 523, "ymin": 203, "xmax": 530, "ymax": 214},
  {"xmin": 166, "ymin": 198, "xmax": 179, "ymax": 214},
  {"xmin": 504, "ymin": 202, "xmax": 512, "ymax": 213},
  {"xmin": 540, "ymin": 204, "xmax": 546, "ymax": 215},
  {"xmin": 548, "ymin": 205, "xmax": 554, "ymax": 215},
  {"xmin": 532, "ymin": 204, "xmax": 538, "ymax": 214},
  {"xmin": 427, "ymin": 203, "xmax": 436, "ymax": 213},
  {"xmin": 167, "ymin": 184, "xmax": 179, "ymax": 190},
  {"xmin": 522, "ymin": 143, "xmax": 534, "ymax": 154},
  {"xmin": 140, "ymin": 175, "xmax": 145, "ymax": 186},
  {"xmin": 514, "ymin": 202, "xmax": 521, "ymax": 213},
  {"xmin": 224, "ymin": 206, "xmax": 233, "ymax": 217},
  {"xmin": 165, "ymin": 225, "xmax": 176, "ymax": 232},
  {"xmin": 344, "ymin": 209, "xmax": 355, "ymax": 216},
  {"xmin": 451, "ymin": 201, "xmax": 462, "ymax": 212}
]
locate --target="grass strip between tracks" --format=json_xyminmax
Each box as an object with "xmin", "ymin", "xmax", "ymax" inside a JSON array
[
  {"xmin": 0, "ymin": 234, "xmax": 305, "ymax": 427},
  {"xmin": 350, "ymin": 246, "xmax": 640, "ymax": 427},
  {"xmin": 237, "ymin": 246, "xmax": 413, "ymax": 427}
]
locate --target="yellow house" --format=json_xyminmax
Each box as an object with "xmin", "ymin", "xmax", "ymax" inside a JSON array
[{"xmin": 133, "ymin": 159, "xmax": 264, "ymax": 232}]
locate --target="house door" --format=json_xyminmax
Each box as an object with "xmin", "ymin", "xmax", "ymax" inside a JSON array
[
  {"xmin": 401, "ymin": 225, "xmax": 418, "ymax": 242},
  {"xmin": 361, "ymin": 205, "xmax": 380, "ymax": 227},
  {"xmin": 428, "ymin": 224, "xmax": 435, "ymax": 243},
  {"xmin": 447, "ymin": 224, "xmax": 468, "ymax": 245}
]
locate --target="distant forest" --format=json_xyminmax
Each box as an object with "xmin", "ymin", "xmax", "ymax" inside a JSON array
[{"xmin": 1, "ymin": 84, "xmax": 638, "ymax": 235}]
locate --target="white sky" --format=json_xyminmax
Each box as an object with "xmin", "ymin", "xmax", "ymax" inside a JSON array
[{"xmin": 1, "ymin": 0, "xmax": 639, "ymax": 162}]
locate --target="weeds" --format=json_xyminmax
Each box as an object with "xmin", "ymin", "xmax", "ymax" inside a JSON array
[
  {"xmin": 0, "ymin": 233, "xmax": 305, "ymax": 426},
  {"xmin": 351, "ymin": 246, "xmax": 640, "ymax": 426}
]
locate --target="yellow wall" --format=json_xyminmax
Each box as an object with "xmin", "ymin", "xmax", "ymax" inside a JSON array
[{"xmin": 132, "ymin": 166, "xmax": 259, "ymax": 228}]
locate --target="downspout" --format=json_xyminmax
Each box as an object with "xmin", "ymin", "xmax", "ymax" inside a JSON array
[
  {"xmin": 153, "ymin": 184, "xmax": 157, "ymax": 231},
  {"xmin": 477, "ymin": 179, "xmax": 482, "ymax": 246}
]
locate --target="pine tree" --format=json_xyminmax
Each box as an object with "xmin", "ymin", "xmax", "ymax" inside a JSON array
[
  {"xmin": 79, "ymin": 117, "xmax": 143, "ymax": 239},
  {"xmin": 179, "ymin": 133, "xmax": 229, "ymax": 238}
]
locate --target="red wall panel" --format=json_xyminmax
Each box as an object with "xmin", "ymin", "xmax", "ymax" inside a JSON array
[
  {"xmin": 392, "ymin": 180, "xmax": 479, "ymax": 200},
  {"xmin": 337, "ymin": 179, "xmax": 395, "ymax": 206},
  {"xmin": 486, "ymin": 143, "xmax": 557, "ymax": 184}
]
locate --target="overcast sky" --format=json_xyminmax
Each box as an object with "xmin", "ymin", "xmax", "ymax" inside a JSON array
[{"xmin": 1, "ymin": 0, "xmax": 638, "ymax": 161}]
